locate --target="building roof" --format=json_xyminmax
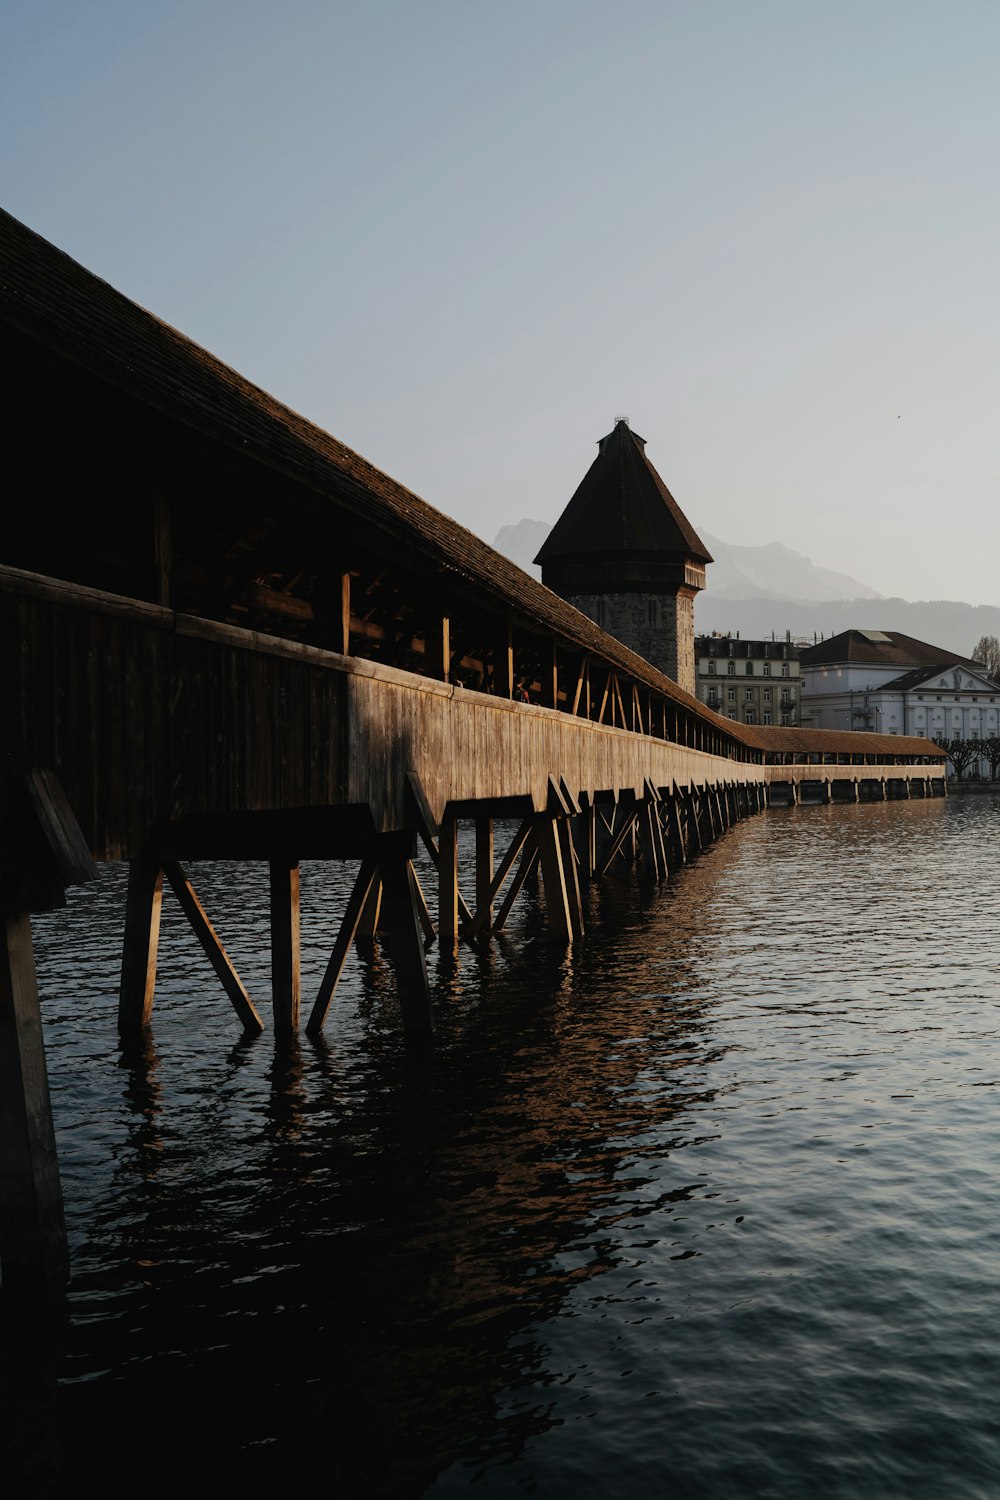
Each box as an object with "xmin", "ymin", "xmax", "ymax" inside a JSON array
[
  {"xmin": 534, "ymin": 419, "xmax": 713, "ymax": 565},
  {"xmin": 798, "ymin": 629, "xmax": 981, "ymax": 671},
  {"xmin": 881, "ymin": 663, "xmax": 1000, "ymax": 693}
]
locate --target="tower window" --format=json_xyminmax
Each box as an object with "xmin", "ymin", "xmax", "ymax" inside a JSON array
[
  {"xmin": 647, "ymin": 599, "xmax": 661, "ymax": 628},
  {"xmin": 594, "ymin": 600, "xmax": 606, "ymax": 629}
]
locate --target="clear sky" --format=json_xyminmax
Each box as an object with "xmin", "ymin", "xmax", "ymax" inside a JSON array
[{"xmin": 4, "ymin": 1, "xmax": 998, "ymax": 605}]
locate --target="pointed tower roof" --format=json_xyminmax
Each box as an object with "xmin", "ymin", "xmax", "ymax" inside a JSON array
[{"xmin": 534, "ymin": 419, "xmax": 713, "ymax": 566}]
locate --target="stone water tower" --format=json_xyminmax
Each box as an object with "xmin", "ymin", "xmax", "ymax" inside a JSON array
[{"xmin": 534, "ymin": 419, "xmax": 712, "ymax": 695}]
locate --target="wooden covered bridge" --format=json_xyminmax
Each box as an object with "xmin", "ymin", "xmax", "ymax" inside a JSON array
[{"xmin": 0, "ymin": 209, "xmax": 946, "ymax": 1287}]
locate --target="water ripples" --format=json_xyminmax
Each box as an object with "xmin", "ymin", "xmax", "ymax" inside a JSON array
[{"xmin": 5, "ymin": 791, "xmax": 1000, "ymax": 1497}]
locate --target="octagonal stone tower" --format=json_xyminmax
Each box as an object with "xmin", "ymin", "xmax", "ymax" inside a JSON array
[{"xmin": 534, "ymin": 419, "xmax": 712, "ymax": 695}]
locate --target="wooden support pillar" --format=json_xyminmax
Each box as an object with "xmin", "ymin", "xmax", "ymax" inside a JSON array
[
  {"xmin": 475, "ymin": 816, "xmax": 494, "ymax": 937},
  {"xmin": 497, "ymin": 623, "xmax": 515, "ymax": 699},
  {"xmin": 426, "ymin": 615, "xmax": 451, "ymax": 683},
  {"xmin": 641, "ymin": 800, "xmax": 663, "ymax": 879},
  {"xmin": 544, "ymin": 641, "xmax": 559, "ymax": 709},
  {"xmin": 269, "ymin": 858, "xmax": 301, "ymax": 1032},
  {"xmin": 557, "ymin": 816, "xmax": 585, "ymax": 938},
  {"xmin": 577, "ymin": 802, "xmax": 598, "ymax": 880},
  {"xmin": 119, "ymin": 857, "xmax": 164, "ymax": 1032},
  {"xmin": 379, "ymin": 855, "xmax": 435, "ymax": 1035},
  {"xmin": 340, "ymin": 571, "xmax": 352, "ymax": 655},
  {"xmin": 0, "ymin": 912, "xmax": 69, "ymax": 1290},
  {"xmin": 705, "ymin": 788, "xmax": 718, "ymax": 841},
  {"xmin": 534, "ymin": 813, "xmax": 574, "ymax": 942},
  {"xmin": 438, "ymin": 813, "xmax": 459, "ymax": 953},
  {"xmin": 669, "ymin": 788, "xmax": 687, "ymax": 863}
]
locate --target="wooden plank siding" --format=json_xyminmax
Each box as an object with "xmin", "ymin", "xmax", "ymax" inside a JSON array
[{"xmin": 1, "ymin": 571, "xmax": 946, "ymax": 882}]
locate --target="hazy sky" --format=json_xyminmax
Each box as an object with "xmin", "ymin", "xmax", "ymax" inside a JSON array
[{"xmin": 4, "ymin": 1, "xmax": 998, "ymax": 605}]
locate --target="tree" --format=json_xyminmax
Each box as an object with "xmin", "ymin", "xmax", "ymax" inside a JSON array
[
  {"xmin": 972, "ymin": 635, "xmax": 1000, "ymax": 682},
  {"xmin": 981, "ymin": 736, "xmax": 1000, "ymax": 783},
  {"xmin": 935, "ymin": 736, "xmax": 981, "ymax": 780}
]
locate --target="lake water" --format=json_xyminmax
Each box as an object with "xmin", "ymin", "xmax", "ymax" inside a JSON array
[{"xmin": 5, "ymin": 789, "xmax": 1000, "ymax": 1498}]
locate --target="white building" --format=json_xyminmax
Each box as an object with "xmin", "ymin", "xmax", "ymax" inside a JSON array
[{"xmin": 799, "ymin": 629, "xmax": 999, "ymax": 773}]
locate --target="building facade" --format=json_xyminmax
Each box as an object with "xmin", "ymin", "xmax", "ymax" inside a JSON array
[
  {"xmin": 696, "ymin": 633, "xmax": 801, "ymax": 726},
  {"xmin": 799, "ymin": 629, "xmax": 1000, "ymax": 772},
  {"xmin": 535, "ymin": 419, "xmax": 712, "ymax": 695}
]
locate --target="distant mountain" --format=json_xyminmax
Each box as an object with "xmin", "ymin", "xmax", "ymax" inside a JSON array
[
  {"xmin": 493, "ymin": 519, "xmax": 551, "ymax": 577},
  {"xmin": 492, "ymin": 518, "xmax": 1000, "ymax": 660},
  {"xmin": 699, "ymin": 532, "xmax": 881, "ymax": 605}
]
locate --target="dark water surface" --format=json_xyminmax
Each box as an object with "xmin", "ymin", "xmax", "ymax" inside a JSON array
[{"xmin": 5, "ymin": 791, "xmax": 1000, "ymax": 1498}]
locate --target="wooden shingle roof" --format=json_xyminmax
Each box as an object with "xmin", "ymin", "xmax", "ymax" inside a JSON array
[{"xmin": 534, "ymin": 419, "xmax": 713, "ymax": 565}]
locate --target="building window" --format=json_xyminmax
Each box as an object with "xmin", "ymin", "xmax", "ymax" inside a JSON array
[
  {"xmin": 745, "ymin": 710, "xmax": 756, "ymax": 724},
  {"xmin": 727, "ymin": 687, "xmax": 736, "ymax": 701},
  {"xmin": 781, "ymin": 692, "xmax": 790, "ymax": 707},
  {"xmin": 745, "ymin": 662, "xmax": 753, "ymax": 675},
  {"xmin": 764, "ymin": 689, "xmax": 771, "ymax": 702},
  {"xmin": 781, "ymin": 713, "xmax": 790, "ymax": 725},
  {"xmin": 708, "ymin": 689, "xmax": 718, "ymax": 706},
  {"xmin": 763, "ymin": 663, "xmax": 771, "ymax": 677},
  {"xmin": 708, "ymin": 661, "xmax": 716, "ymax": 675},
  {"xmin": 782, "ymin": 665, "xmax": 789, "ymax": 677},
  {"xmin": 728, "ymin": 661, "xmax": 736, "ymax": 676},
  {"xmin": 745, "ymin": 688, "xmax": 753, "ymax": 701},
  {"xmin": 763, "ymin": 712, "xmax": 772, "ymax": 725}
]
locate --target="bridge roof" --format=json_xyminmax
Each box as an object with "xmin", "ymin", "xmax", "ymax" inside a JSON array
[
  {"xmin": 534, "ymin": 419, "xmax": 713, "ymax": 565},
  {"xmin": 732, "ymin": 723, "xmax": 945, "ymax": 759},
  {"xmin": 0, "ymin": 207, "xmax": 944, "ymax": 768}
]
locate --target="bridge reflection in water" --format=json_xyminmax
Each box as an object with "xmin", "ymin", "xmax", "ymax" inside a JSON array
[{"xmin": 0, "ymin": 206, "xmax": 945, "ymax": 1290}]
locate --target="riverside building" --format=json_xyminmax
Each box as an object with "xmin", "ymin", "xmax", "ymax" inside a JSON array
[{"xmin": 695, "ymin": 633, "xmax": 802, "ymax": 726}]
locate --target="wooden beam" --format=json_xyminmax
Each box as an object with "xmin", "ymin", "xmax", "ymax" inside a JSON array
[
  {"xmin": 340, "ymin": 571, "xmax": 352, "ymax": 655},
  {"xmin": 438, "ymin": 813, "xmax": 459, "ymax": 953},
  {"xmin": 492, "ymin": 832, "xmax": 539, "ymax": 932},
  {"xmin": 571, "ymin": 658, "xmax": 587, "ymax": 717},
  {"xmin": 534, "ymin": 813, "xmax": 574, "ymax": 942},
  {"xmin": 269, "ymin": 857, "xmax": 301, "ymax": 1032},
  {"xmin": 119, "ymin": 857, "xmax": 163, "ymax": 1031},
  {"xmin": 475, "ymin": 816, "xmax": 494, "ymax": 937},
  {"xmin": 409, "ymin": 865, "xmax": 437, "ymax": 947},
  {"xmin": 596, "ymin": 808, "xmax": 640, "ymax": 877},
  {"xmin": 162, "ymin": 861, "xmax": 264, "ymax": 1033},
  {"xmin": 356, "ymin": 874, "xmax": 383, "ymax": 938},
  {"xmin": 544, "ymin": 641, "xmax": 559, "ymax": 709},
  {"xmin": 557, "ymin": 816, "xmax": 585, "ymax": 938},
  {"xmin": 465, "ymin": 816, "xmax": 532, "ymax": 940},
  {"xmin": 0, "ymin": 912, "xmax": 69, "ymax": 1289},
  {"xmin": 306, "ymin": 855, "xmax": 379, "ymax": 1035},
  {"xmin": 379, "ymin": 857, "xmax": 435, "ymax": 1035}
]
